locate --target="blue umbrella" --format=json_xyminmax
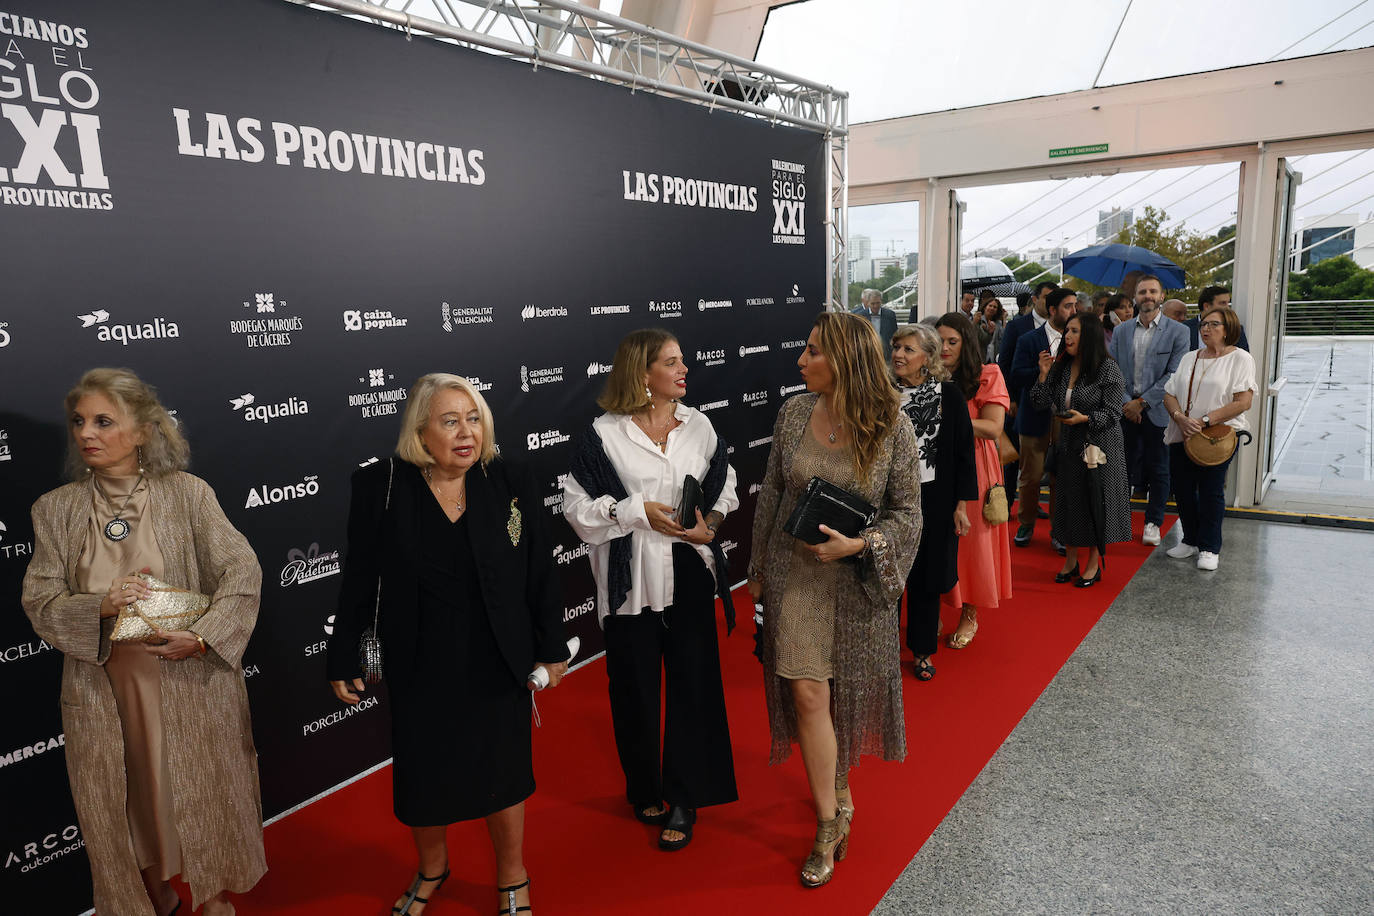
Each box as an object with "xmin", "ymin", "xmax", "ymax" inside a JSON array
[{"xmin": 1061, "ymin": 243, "xmax": 1186, "ymax": 289}]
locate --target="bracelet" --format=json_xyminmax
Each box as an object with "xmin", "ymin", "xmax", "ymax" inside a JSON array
[{"xmin": 194, "ymin": 634, "xmax": 208, "ymax": 656}]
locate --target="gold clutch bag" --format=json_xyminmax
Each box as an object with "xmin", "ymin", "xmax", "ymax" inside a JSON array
[{"xmin": 111, "ymin": 574, "xmax": 211, "ymax": 643}]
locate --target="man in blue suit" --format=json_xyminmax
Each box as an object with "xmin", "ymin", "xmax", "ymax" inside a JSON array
[
  {"xmin": 1175, "ymin": 287, "xmax": 1250, "ymax": 351},
  {"xmin": 851, "ymin": 288, "xmax": 898, "ymax": 346},
  {"xmin": 1108, "ymin": 274, "xmax": 1190, "ymax": 547},
  {"xmin": 1009, "ymin": 286, "xmax": 1077, "ymax": 548}
]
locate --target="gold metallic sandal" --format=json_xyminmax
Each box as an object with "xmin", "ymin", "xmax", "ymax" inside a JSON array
[
  {"xmin": 799, "ymin": 812, "xmax": 850, "ymax": 888},
  {"xmin": 835, "ymin": 770, "xmax": 855, "ymax": 825},
  {"xmin": 947, "ymin": 605, "xmax": 978, "ymax": 649}
]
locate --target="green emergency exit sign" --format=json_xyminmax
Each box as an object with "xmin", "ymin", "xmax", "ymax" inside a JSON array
[{"xmin": 1049, "ymin": 143, "xmax": 1109, "ymax": 159}]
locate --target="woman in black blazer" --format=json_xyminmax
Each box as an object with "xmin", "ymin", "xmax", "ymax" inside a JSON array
[
  {"xmin": 328, "ymin": 373, "xmax": 570, "ymax": 916},
  {"xmin": 891, "ymin": 324, "xmax": 978, "ymax": 680}
]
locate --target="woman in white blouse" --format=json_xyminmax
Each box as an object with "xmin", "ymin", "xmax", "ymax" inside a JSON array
[
  {"xmin": 563, "ymin": 329, "xmax": 740, "ymax": 852},
  {"xmin": 1162, "ymin": 306, "xmax": 1257, "ymax": 571}
]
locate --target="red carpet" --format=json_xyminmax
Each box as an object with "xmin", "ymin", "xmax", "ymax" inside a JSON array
[{"xmin": 236, "ymin": 515, "xmax": 1168, "ymax": 915}]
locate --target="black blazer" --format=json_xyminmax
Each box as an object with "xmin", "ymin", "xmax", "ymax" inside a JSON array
[
  {"xmin": 907, "ymin": 381, "xmax": 978, "ymax": 593},
  {"xmin": 326, "ymin": 457, "xmax": 570, "ymax": 686}
]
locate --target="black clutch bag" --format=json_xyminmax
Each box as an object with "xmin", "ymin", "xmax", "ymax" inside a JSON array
[
  {"xmin": 676, "ymin": 474, "xmax": 704, "ymax": 526},
  {"xmin": 783, "ymin": 476, "xmax": 878, "ymax": 545}
]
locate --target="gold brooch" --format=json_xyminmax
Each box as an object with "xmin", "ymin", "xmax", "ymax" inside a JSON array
[{"xmin": 507, "ymin": 498, "xmax": 522, "ymax": 546}]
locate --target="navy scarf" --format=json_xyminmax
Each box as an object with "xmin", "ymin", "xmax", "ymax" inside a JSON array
[{"xmin": 569, "ymin": 423, "xmax": 735, "ymax": 632}]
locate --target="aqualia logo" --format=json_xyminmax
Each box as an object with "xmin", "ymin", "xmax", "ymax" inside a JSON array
[{"xmin": 77, "ymin": 310, "xmax": 180, "ymax": 345}]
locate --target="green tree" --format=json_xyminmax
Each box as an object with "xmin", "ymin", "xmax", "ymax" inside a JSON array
[
  {"xmin": 1288, "ymin": 255, "xmax": 1374, "ymax": 301},
  {"xmin": 1001, "ymin": 255, "xmax": 1051, "ymax": 284}
]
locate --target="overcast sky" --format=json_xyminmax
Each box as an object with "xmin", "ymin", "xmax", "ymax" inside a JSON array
[{"xmin": 752, "ymin": 0, "xmax": 1374, "ymax": 262}]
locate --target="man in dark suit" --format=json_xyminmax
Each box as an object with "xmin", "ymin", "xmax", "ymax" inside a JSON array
[
  {"xmin": 851, "ymin": 287, "xmax": 898, "ymax": 346},
  {"xmin": 999, "ymin": 281, "xmax": 1057, "ymax": 520},
  {"xmin": 1009, "ymin": 286, "xmax": 1077, "ymax": 548},
  {"xmin": 1109, "ymin": 274, "xmax": 1190, "ymax": 547},
  {"xmin": 1179, "ymin": 286, "xmax": 1250, "ymax": 351}
]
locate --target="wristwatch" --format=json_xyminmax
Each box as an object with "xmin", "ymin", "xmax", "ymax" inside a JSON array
[{"xmin": 1202, "ymin": 414, "xmax": 1211, "ymax": 426}]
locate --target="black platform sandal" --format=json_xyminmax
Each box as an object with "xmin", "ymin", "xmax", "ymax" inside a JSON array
[
  {"xmin": 393, "ymin": 866, "xmax": 450, "ymax": 915},
  {"xmin": 633, "ymin": 802, "xmax": 668, "ymax": 825},
  {"xmin": 659, "ymin": 805, "xmax": 696, "ymax": 851},
  {"xmin": 497, "ymin": 877, "xmax": 532, "ymax": 915}
]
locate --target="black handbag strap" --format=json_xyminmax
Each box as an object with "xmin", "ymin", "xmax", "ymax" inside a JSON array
[{"xmin": 370, "ymin": 458, "xmax": 394, "ymax": 632}]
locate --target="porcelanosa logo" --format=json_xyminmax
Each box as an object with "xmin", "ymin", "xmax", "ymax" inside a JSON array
[
  {"xmin": 280, "ymin": 543, "xmax": 341, "ymax": 587},
  {"xmin": 3, "ymin": 823, "xmax": 84, "ymax": 873},
  {"xmin": 0, "ymin": 13, "xmax": 113, "ymax": 214},
  {"xmin": 553, "ymin": 542, "xmax": 591, "ymax": 566},
  {"xmin": 521, "ymin": 304, "xmax": 568, "ymax": 321},
  {"xmin": 586, "ymin": 361, "xmax": 613, "ymax": 377},
  {"xmin": 0, "ymin": 733, "xmax": 64, "ymax": 770},
  {"xmin": 230, "ymin": 292, "xmax": 301, "ymax": 348},
  {"xmin": 780, "ymin": 339, "xmax": 806, "ymax": 351},
  {"xmin": 442, "ymin": 301, "xmax": 494, "ymax": 329},
  {"xmin": 745, "ymin": 296, "xmax": 774, "ymax": 306},
  {"xmin": 244, "ymin": 475, "xmax": 319, "ymax": 509},
  {"xmin": 525, "ymin": 429, "xmax": 571, "ymax": 451},
  {"xmin": 77, "ymin": 310, "xmax": 180, "ymax": 345},
  {"xmin": 229, "ymin": 392, "xmax": 310, "ymax": 424},
  {"xmin": 343, "ymin": 308, "xmax": 408, "ymax": 331},
  {"xmin": 696, "ymin": 349, "xmax": 726, "ymax": 367},
  {"xmin": 0, "ymin": 636, "xmax": 52, "ymax": 664},
  {"xmin": 771, "ymin": 159, "xmax": 806, "ymax": 245},
  {"xmin": 520, "ymin": 364, "xmax": 564, "ymax": 392}
]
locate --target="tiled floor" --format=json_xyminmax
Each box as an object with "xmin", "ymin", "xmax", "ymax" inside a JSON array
[
  {"xmin": 873, "ymin": 519, "xmax": 1374, "ymax": 915},
  {"xmin": 1266, "ymin": 338, "xmax": 1374, "ymax": 515}
]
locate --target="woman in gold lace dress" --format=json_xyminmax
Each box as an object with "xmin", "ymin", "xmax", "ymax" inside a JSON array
[
  {"xmin": 747, "ymin": 311, "xmax": 922, "ymax": 888},
  {"xmin": 23, "ymin": 368, "xmax": 265, "ymax": 916}
]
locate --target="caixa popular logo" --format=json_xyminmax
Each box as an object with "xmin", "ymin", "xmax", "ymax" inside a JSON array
[
  {"xmin": 0, "ymin": 320, "xmax": 10, "ymax": 348},
  {"xmin": 525, "ymin": 429, "xmax": 571, "ymax": 452},
  {"xmin": 244, "ymin": 475, "xmax": 320, "ymax": 509},
  {"xmin": 230, "ymin": 393, "xmax": 310, "ymax": 424},
  {"xmin": 771, "ymin": 159, "xmax": 806, "ymax": 245},
  {"xmin": 280, "ymin": 543, "xmax": 341, "ymax": 587},
  {"xmin": 552, "ymin": 542, "xmax": 591, "ymax": 566},
  {"xmin": 76, "ymin": 310, "xmax": 180, "ymax": 345},
  {"xmin": 3, "ymin": 823, "xmax": 84, "ymax": 873},
  {"xmin": 343, "ymin": 308, "xmax": 408, "ymax": 331}
]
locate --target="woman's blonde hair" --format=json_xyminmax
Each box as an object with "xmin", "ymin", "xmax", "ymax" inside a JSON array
[
  {"xmin": 597, "ymin": 329, "xmax": 678, "ymax": 415},
  {"xmin": 813, "ymin": 311, "xmax": 901, "ymax": 482},
  {"xmin": 63, "ymin": 368, "xmax": 189, "ymax": 481},
  {"xmin": 396, "ymin": 373, "xmax": 498, "ymax": 468},
  {"xmin": 891, "ymin": 324, "xmax": 950, "ymax": 383}
]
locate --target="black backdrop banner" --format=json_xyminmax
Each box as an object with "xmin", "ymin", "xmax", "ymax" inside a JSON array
[{"xmin": 0, "ymin": 1, "xmax": 825, "ymax": 911}]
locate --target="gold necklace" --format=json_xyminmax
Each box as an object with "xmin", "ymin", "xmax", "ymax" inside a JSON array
[
  {"xmin": 634, "ymin": 411, "xmax": 676, "ymax": 447},
  {"xmin": 424, "ymin": 466, "xmax": 465, "ymax": 512},
  {"xmin": 818, "ymin": 399, "xmax": 842, "ymax": 444}
]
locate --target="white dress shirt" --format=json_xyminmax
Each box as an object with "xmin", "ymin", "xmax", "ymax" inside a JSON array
[
  {"xmin": 1045, "ymin": 322, "xmax": 1063, "ymax": 357},
  {"xmin": 563, "ymin": 403, "xmax": 739, "ymax": 623}
]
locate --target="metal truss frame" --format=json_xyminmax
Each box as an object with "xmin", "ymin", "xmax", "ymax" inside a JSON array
[{"xmin": 288, "ymin": 0, "xmax": 849, "ymax": 305}]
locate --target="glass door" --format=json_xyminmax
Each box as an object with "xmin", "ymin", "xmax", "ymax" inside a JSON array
[{"xmin": 1259, "ymin": 159, "xmax": 1299, "ymax": 501}]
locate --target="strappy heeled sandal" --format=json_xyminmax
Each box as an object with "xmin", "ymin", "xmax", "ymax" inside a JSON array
[
  {"xmin": 392, "ymin": 866, "xmax": 450, "ymax": 915},
  {"xmin": 835, "ymin": 770, "xmax": 855, "ymax": 825},
  {"xmin": 799, "ymin": 810, "xmax": 850, "ymax": 888},
  {"xmin": 497, "ymin": 876, "xmax": 532, "ymax": 915},
  {"xmin": 947, "ymin": 605, "xmax": 978, "ymax": 649}
]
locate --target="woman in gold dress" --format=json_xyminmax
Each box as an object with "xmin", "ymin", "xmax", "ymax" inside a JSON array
[
  {"xmin": 747, "ymin": 312, "xmax": 922, "ymax": 888},
  {"xmin": 23, "ymin": 368, "xmax": 265, "ymax": 916}
]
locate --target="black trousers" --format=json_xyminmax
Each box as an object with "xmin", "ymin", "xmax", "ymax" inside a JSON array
[
  {"xmin": 602, "ymin": 544, "xmax": 738, "ymax": 811},
  {"xmin": 900, "ymin": 589, "xmax": 942, "ymax": 657}
]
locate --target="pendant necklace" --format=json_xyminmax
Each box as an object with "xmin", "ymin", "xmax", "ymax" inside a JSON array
[
  {"xmin": 635, "ymin": 412, "xmax": 675, "ymax": 448},
  {"xmin": 94, "ymin": 473, "xmax": 145, "ymax": 542},
  {"xmin": 819, "ymin": 399, "xmax": 842, "ymax": 444},
  {"xmin": 424, "ymin": 466, "xmax": 465, "ymax": 513}
]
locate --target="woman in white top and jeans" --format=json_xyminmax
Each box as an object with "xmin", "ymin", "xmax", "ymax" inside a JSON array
[
  {"xmin": 563, "ymin": 329, "xmax": 740, "ymax": 852},
  {"xmin": 1162, "ymin": 306, "xmax": 1256, "ymax": 571}
]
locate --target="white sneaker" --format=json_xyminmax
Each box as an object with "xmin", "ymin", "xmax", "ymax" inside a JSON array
[
  {"xmin": 1197, "ymin": 551, "xmax": 1219, "ymax": 571},
  {"xmin": 1142, "ymin": 523, "xmax": 1161, "ymax": 546},
  {"xmin": 1166, "ymin": 543, "xmax": 1199, "ymax": 559}
]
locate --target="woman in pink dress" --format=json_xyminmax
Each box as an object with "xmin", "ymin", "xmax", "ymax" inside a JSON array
[{"xmin": 933, "ymin": 313, "xmax": 1013, "ymax": 648}]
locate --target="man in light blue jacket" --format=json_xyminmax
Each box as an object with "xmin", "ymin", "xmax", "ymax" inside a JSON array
[{"xmin": 1108, "ymin": 274, "xmax": 1189, "ymax": 547}]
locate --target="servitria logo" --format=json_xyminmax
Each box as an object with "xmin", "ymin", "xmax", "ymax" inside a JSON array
[
  {"xmin": 244, "ymin": 475, "xmax": 319, "ymax": 509},
  {"xmin": 0, "ymin": 518, "xmax": 34, "ymax": 560},
  {"xmin": 76, "ymin": 310, "xmax": 180, "ymax": 345}
]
